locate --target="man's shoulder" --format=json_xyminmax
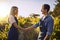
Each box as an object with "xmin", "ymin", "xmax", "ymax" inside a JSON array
[{"xmin": 47, "ymin": 14, "xmax": 54, "ymax": 21}]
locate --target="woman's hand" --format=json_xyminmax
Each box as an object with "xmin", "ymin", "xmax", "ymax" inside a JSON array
[
  {"xmin": 23, "ymin": 28, "xmax": 29, "ymax": 32},
  {"xmin": 23, "ymin": 26, "xmax": 34, "ymax": 32}
]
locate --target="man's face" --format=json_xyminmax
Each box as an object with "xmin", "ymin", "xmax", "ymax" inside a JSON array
[{"xmin": 41, "ymin": 5, "xmax": 47, "ymax": 14}]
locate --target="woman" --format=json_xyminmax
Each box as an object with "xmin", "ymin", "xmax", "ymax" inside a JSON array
[{"xmin": 8, "ymin": 6, "xmax": 23, "ymax": 40}]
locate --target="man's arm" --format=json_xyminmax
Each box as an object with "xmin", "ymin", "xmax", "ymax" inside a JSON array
[
  {"xmin": 24, "ymin": 22, "xmax": 40, "ymax": 31},
  {"xmin": 44, "ymin": 18, "xmax": 54, "ymax": 40}
]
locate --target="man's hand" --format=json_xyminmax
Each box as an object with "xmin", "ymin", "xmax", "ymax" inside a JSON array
[
  {"xmin": 44, "ymin": 37, "xmax": 49, "ymax": 40},
  {"xmin": 44, "ymin": 35, "xmax": 50, "ymax": 40}
]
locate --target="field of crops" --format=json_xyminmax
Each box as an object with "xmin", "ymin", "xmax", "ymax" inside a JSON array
[{"xmin": 0, "ymin": 16, "xmax": 60, "ymax": 40}]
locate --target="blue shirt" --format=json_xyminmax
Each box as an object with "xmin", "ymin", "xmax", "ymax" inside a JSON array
[{"xmin": 33, "ymin": 14, "xmax": 54, "ymax": 36}]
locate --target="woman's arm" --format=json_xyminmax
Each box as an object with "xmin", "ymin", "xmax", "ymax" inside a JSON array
[
  {"xmin": 8, "ymin": 15, "xmax": 23, "ymax": 30},
  {"xmin": 13, "ymin": 22, "xmax": 23, "ymax": 30}
]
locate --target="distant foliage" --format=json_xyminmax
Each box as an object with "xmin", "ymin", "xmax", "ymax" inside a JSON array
[{"xmin": 0, "ymin": 15, "xmax": 60, "ymax": 40}]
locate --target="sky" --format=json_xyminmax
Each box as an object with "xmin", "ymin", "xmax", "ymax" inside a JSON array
[{"xmin": 0, "ymin": 0, "xmax": 56, "ymax": 17}]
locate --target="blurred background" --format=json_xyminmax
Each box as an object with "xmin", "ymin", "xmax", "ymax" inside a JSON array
[{"xmin": 0, "ymin": 0, "xmax": 60, "ymax": 40}]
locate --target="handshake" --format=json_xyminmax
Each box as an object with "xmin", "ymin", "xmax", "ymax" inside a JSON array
[{"xmin": 20, "ymin": 26, "xmax": 34, "ymax": 32}]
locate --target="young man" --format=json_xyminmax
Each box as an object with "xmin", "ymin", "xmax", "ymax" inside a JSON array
[{"xmin": 24, "ymin": 4, "xmax": 54, "ymax": 40}]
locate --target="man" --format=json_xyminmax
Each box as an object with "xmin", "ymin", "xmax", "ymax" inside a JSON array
[{"xmin": 24, "ymin": 4, "xmax": 54, "ymax": 40}]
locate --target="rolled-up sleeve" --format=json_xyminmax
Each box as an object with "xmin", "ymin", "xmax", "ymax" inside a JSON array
[
  {"xmin": 33, "ymin": 22, "xmax": 40, "ymax": 28},
  {"xmin": 46, "ymin": 18, "xmax": 54, "ymax": 35}
]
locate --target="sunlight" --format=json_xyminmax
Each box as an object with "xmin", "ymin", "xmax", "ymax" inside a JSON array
[{"xmin": 0, "ymin": 3, "xmax": 9, "ymax": 18}]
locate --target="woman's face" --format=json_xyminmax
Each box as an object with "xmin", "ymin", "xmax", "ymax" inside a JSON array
[{"xmin": 13, "ymin": 8, "xmax": 18, "ymax": 15}]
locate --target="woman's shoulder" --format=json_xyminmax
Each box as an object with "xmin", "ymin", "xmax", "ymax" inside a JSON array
[{"xmin": 9, "ymin": 15, "xmax": 14, "ymax": 19}]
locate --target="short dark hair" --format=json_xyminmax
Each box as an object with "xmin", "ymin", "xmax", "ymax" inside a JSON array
[{"xmin": 43, "ymin": 4, "xmax": 50, "ymax": 12}]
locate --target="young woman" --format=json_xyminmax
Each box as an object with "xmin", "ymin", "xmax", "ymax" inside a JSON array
[{"xmin": 8, "ymin": 6, "xmax": 23, "ymax": 40}]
